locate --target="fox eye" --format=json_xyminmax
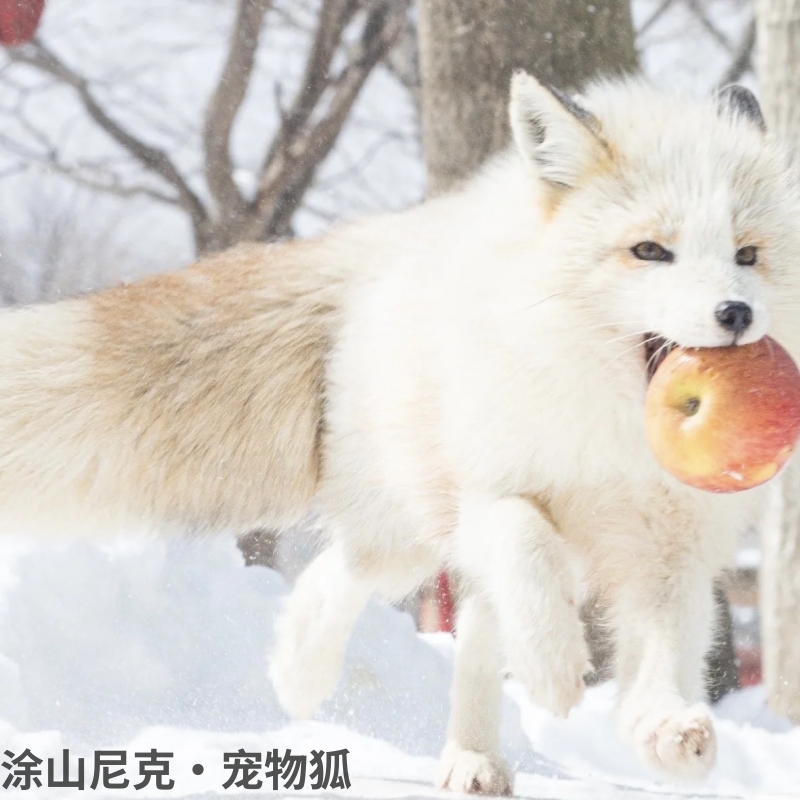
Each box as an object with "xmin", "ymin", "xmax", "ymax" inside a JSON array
[
  {"xmin": 631, "ymin": 241, "xmax": 674, "ymax": 262},
  {"xmin": 736, "ymin": 245, "xmax": 758, "ymax": 266}
]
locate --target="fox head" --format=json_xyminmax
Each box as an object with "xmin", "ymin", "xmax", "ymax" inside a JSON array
[{"xmin": 508, "ymin": 71, "xmax": 800, "ymax": 377}]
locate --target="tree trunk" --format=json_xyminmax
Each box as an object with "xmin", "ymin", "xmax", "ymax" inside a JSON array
[
  {"xmin": 759, "ymin": 475, "xmax": 800, "ymax": 720},
  {"xmin": 757, "ymin": 0, "xmax": 800, "ymax": 150},
  {"xmin": 756, "ymin": 0, "xmax": 800, "ymax": 721},
  {"xmin": 417, "ymin": 0, "xmax": 638, "ymax": 194}
]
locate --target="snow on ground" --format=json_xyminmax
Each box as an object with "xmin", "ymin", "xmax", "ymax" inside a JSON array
[{"xmin": 0, "ymin": 535, "xmax": 795, "ymax": 799}]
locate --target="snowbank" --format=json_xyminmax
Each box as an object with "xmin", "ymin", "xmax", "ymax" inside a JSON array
[{"xmin": 0, "ymin": 535, "xmax": 796, "ymax": 799}]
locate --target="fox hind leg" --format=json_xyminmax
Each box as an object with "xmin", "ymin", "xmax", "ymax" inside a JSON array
[
  {"xmin": 269, "ymin": 542, "xmax": 373, "ymax": 719},
  {"xmin": 269, "ymin": 538, "xmax": 435, "ymax": 718}
]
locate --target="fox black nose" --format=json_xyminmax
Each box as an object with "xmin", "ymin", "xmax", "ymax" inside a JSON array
[{"xmin": 715, "ymin": 301, "xmax": 753, "ymax": 335}]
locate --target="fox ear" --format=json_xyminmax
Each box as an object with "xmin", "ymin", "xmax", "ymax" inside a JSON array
[
  {"xmin": 716, "ymin": 85, "xmax": 766, "ymax": 132},
  {"xmin": 509, "ymin": 71, "xmax": 605, "ymax": 189}
]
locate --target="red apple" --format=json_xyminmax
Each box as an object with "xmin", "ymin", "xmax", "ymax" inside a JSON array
[
  {"xmin": 645, "ymin": 336, "xmax": 800, "ymax": 492},
  {"xmin": 0, "ymin": 0, "xmax": 45, "ymax": 47}
]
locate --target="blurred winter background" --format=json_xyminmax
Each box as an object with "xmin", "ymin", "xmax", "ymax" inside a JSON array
[
  {"xmin": 0, "ymin": 1, "xmax": 784, "ymax": 797},
  {"xmin": 0, "ymin": 0, "xmax": 753, "ymax": 296}
]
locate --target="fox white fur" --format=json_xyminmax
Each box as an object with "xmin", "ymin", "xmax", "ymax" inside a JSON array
[{"xmin": 1, "ymin": 72, "xmax": 800, "ymax": 794}]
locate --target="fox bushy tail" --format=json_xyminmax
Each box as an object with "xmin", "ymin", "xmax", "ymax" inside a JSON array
[{"xmin": 0, "ymin": 241, "xmax": 345, "ymax": 537}]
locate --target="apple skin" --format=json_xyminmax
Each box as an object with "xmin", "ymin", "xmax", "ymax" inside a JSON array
[{"xmin": 645, "ymin": 336, "xmax": 800, "ymax": 493}]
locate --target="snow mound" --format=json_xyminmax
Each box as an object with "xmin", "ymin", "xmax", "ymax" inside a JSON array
[{"xmin": 0, "ymin": 535, "xmax": 796, "ymax": 798}]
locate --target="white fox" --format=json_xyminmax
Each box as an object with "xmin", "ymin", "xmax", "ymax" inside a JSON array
[{"xmin": 0, "ymin": 72, "xmax": 799, "ymax": 795}]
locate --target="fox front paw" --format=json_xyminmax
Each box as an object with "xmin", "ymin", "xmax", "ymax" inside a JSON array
[
  {"xmin": 436, "ymin": 741, "xmax": 513, "ymax": 796},
  {"xmin": 624, "ymin": 703, "xmax": 716, "ymax": 780}
]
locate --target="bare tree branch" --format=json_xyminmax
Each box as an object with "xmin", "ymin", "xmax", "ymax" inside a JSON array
[
  {"xmin": 270, "ymin": 0, "xmax": 318, "ymax": 32},
  {"xmin": 637, "ymin": 0, "xmax": 677, "ymax": 38},
  {"xmin": 0, "ymin": 1, "xmax": 412, "ymax": 254},
  {"xmin": 44, "ymin": 160, "xmax": 180, "ymax": 205},
  {"xmin": 0, "ymin": 130, "xmax": 51, "ymax": 162},
  {"xmin": 251, "ymin": 0, "xmax": 409, "ymax": 239},
  {"xmin": 6, "ymin": 39, "xmax": 208, "ymax": 229},
  {"xmin": 316, "ymin": 128, "xmax": 410, "ymax": 189},
  {"xmin": 203, "ymin": 0, "xmax": 273, "ymax": 222},
  {"xmin": 267, "ymin": 0, "xmax": 361, "ymax": 159},
  {"xmin": 685, "ymin": 0, "xmax": 733, "ymax": 52},
  {"xmin": 382, "ymin": 12, "xmax": 419, "ymax": 106},
  {"xmin": 718, "ymin": 18, "xmax": 756, "ymax": 87}
]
